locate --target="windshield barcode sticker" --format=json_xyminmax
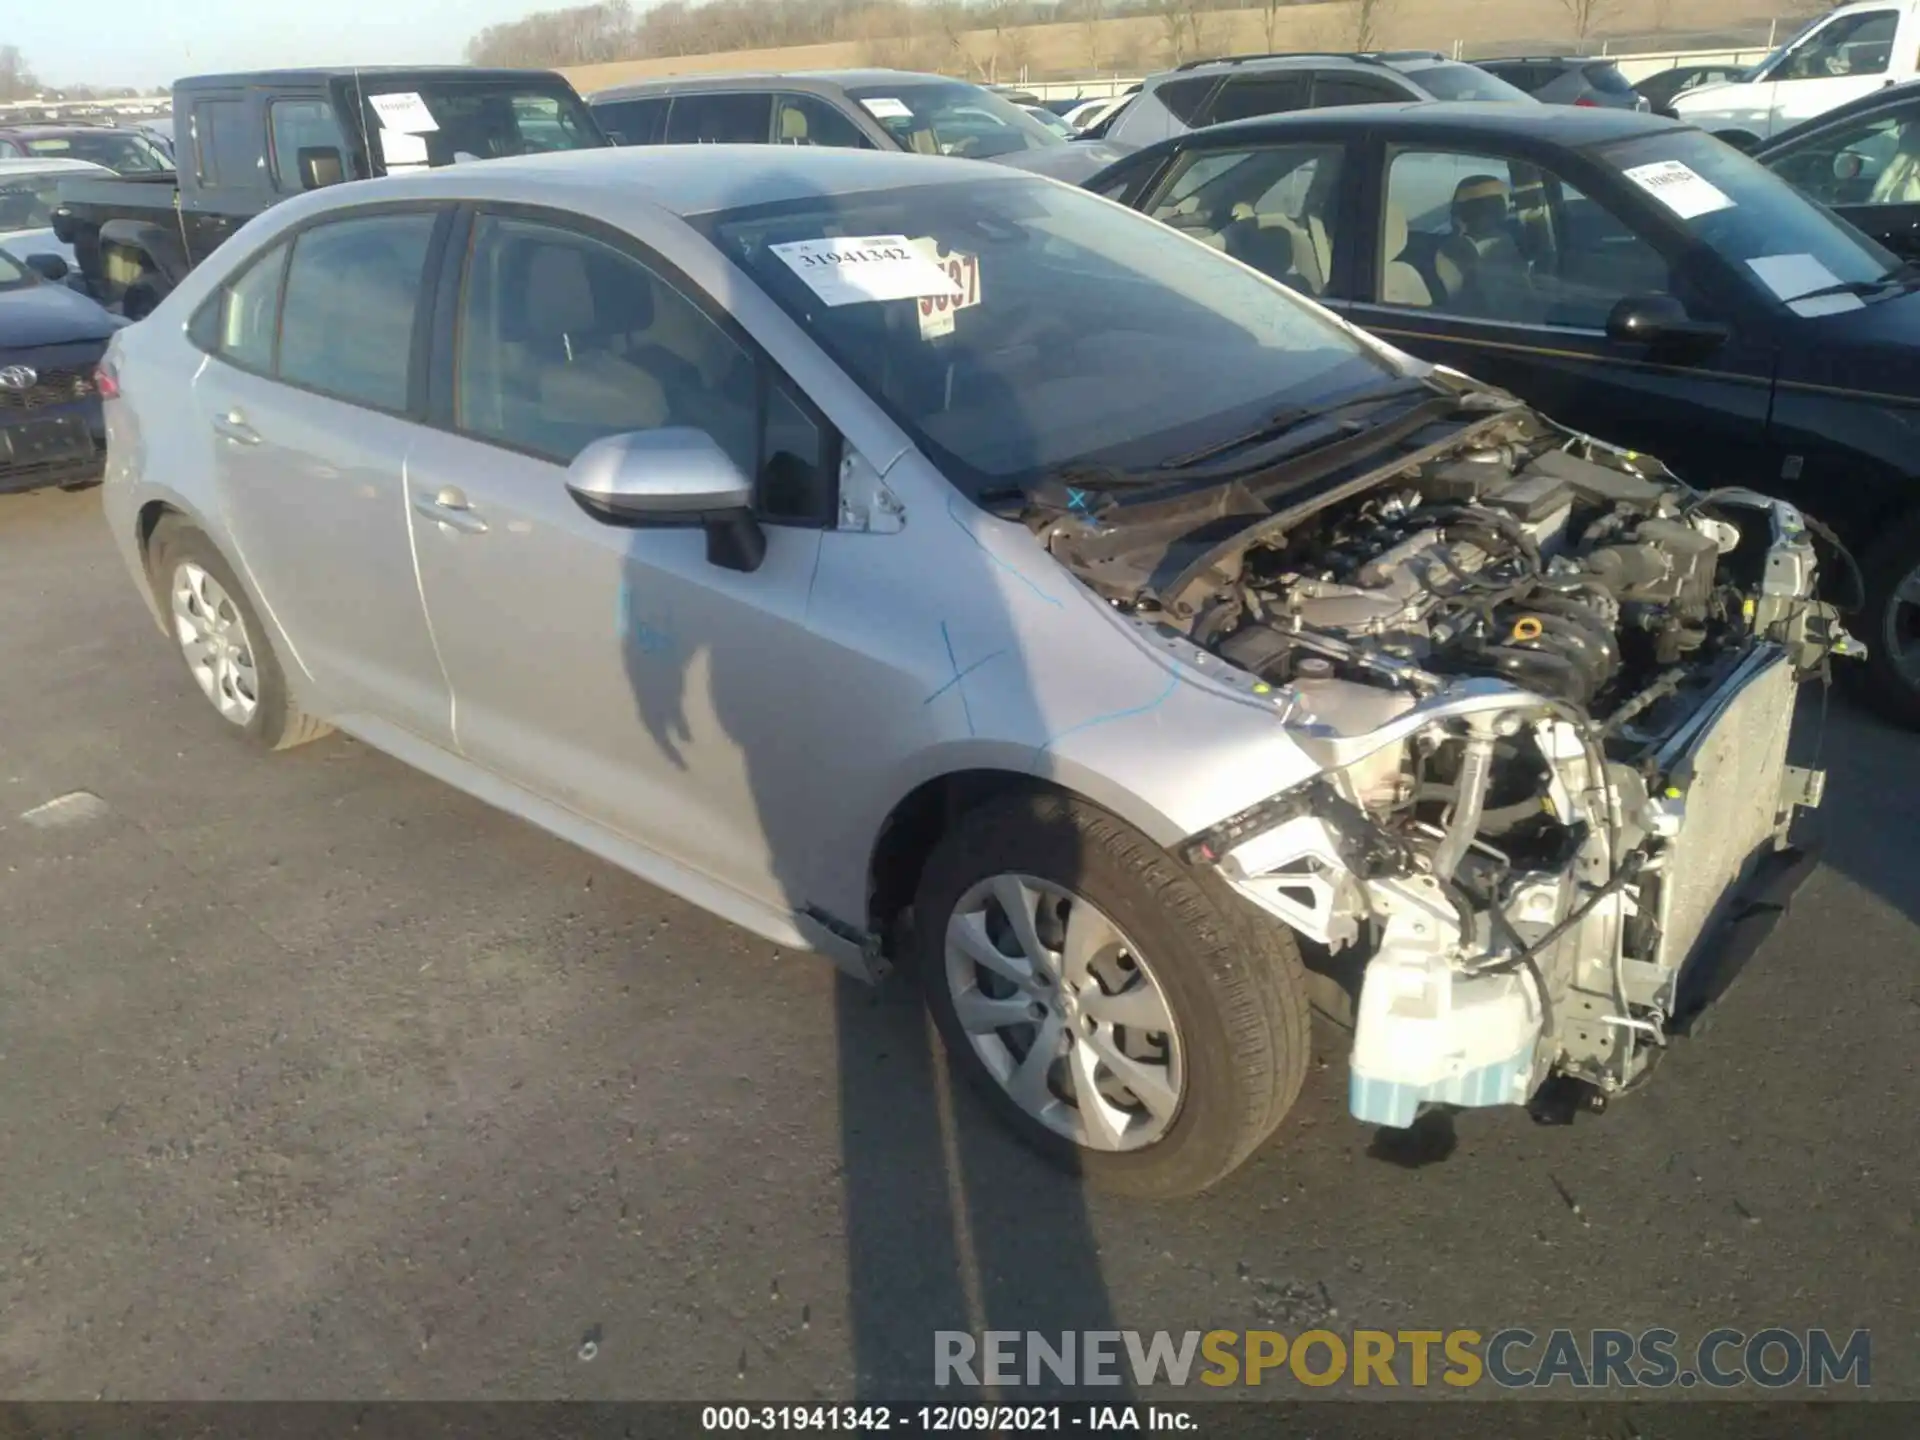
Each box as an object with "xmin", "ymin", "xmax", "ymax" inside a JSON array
[
  {"xmin": 1623, "ymin": 159, "xmax": 1733, "ymax": 220},
  {"xmin": 771, "ymin": 235, "xmax": 963, "ymax": 307}
]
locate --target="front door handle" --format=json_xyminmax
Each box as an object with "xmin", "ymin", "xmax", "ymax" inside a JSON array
[
  {"xmin": 412, "ymin": 486, "xmax": 489, "ymax": 535},
  {"xmin": 211, "ymin": 410, "xmax": 259, "ymax": 445}
]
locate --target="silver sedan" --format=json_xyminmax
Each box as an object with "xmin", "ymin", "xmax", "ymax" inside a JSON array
[{"xmin": 99, "ymin": 145, "xmax": 1839, "ymax": 1195}]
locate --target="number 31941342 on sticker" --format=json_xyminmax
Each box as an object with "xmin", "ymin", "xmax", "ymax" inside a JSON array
[{"xmin": 912, "ymin": 238, "xmax": 982, "ymax": 338}]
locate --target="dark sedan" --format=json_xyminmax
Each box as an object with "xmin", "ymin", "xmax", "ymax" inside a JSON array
[
  {"xmin": 1757, "ymin": 79, "xmax": 1920, "ymax": 260},
  {"xmin": 1087, "ymin": 102, "xmax": 1920, "ymax": 724},
  {"xmin": 0, "ymin": 246, "xmax": 122, "ymax": 493}
]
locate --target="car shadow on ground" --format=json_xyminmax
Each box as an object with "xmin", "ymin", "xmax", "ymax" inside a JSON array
[{"xmin": 1791, "ymin": 678, "xmax": 1920, "ymax": 930}]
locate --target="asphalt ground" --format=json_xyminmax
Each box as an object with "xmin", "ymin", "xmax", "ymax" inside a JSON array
[{"xmin": 0, "ymin": 484, "xmax": 1914, "ymax": 1409}]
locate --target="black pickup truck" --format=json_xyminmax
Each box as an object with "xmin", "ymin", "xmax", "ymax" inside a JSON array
[{"xmin": 53, "ymin": 66, "xmax": 608, "ymax": 317}]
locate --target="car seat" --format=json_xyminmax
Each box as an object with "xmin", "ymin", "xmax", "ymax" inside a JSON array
[
  {"xmin": 1435, "ymin": 174, "xmax": 1532, "ymax": 317},
  {"xmin": 1380, "ymin": 202, "xmax": 1432, "ymax": 307},
  {"xmin": 1870, "ymin": 120, "xmax": 1920, "ymax": 204},
  {"xmin": 778, "ymin": 105, "xmax": 810, "ymax": 145},
  {"xmin": 1220, "ymin": 206, "xmax": 1304, "ymax": 290}
]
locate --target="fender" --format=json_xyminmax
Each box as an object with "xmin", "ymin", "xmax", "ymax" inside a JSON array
[{"xmin": 97, "ymin": 217, "xmax": 192, "ymax": 291}]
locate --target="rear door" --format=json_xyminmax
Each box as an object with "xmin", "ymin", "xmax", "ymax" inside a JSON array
[
  {"xmin": 191, "ymin": 206, "xmax": 455, "ymax": 744},
  {"xmin": 1331, "ymin": 140, "xmax": 1778, "ymax": 487},
  {"xmin": 182, "ymin": 90, "xmax": 267, "ymax": 264}
]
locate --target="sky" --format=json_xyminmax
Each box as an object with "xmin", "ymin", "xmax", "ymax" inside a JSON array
[{"xmin": 15, "ymin": 0, "xmax": 558, "ymax": 89}]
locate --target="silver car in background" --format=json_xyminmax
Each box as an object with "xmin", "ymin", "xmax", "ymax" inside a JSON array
[{"xmin": 100, "ymin": 147, "xmax": 1846, "ymax": 1195}]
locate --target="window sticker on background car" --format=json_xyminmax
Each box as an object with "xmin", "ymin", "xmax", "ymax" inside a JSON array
[
  {"xmin": 378, "ymin": 130, "xmax": 430, "ymax": 170},
  {"xmin": 1623, "ymin": 159, "xmax": 1733, "ymax": 219},
  {"xmin": 368, "ymin": 92, "xmax": 439, "ymax": 133},
  {"xmin": 909, "ymin": 238, "xmax": 982, "ymax": 338},
  {"xmin": 771, "ymin": 234, "xmax": 963, "ymax": 307},
  {"xmin": 1747, "ymin": 253, "xmax": 1866, "ymax": 316},
  {"xmin": 859, "ymin": 97, "xmax": 913, "ymax": 120}
]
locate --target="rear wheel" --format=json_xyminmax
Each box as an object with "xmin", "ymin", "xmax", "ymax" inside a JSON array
[
  {"xmin": 148, "ymin": 520, "xmax": 331, "ymax": 750},
  {"xmin": 914, "ymin": 790, "xmax": 1309, "ymax": 1198},
  {"xmin": 1857, "ymin": 508, "xmax": 1920, "ymax": 729}
]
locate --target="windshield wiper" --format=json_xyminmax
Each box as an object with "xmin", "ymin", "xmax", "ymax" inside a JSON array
[
  {"xmin": 1155, "ymin": 376, "xmax": 1438, "ymax": 470},
  {"xmin": 1784, "ymin": 256, "xmax": 1920, "ymax": 306}
]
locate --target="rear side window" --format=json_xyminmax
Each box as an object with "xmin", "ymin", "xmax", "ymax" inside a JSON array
[
  {"xmin": 1153, "ymin": 77, "xmax": 1221, "ymax": 125},
  {"xmin": 1312, "ymin": 75, "xmax": 1410, "ymax": 107},
  {"xmin": 269, "ymin": 98, "xmax": 348, "ymax": 192},
  {"xmin": 1208, "ymin": 74, "xmax": 1311, "ymax": 125},
  {"xmin": 190, "ymin": 240, "xmax": 288, "ymax": 371},
  {"xmin": 664, "ymin": 93, "xmax": 773, "ymax": 144},
  {"xmin": 595, "ymin": 97, "xmax": 669, "ymax": 145},
  {"xmin": 1583, "ymin": 63, "xmax": 1635, "ymax": 94},
  {"xmin": 773, "ymin": 93, "xmax": 871, "ymax": 149},
  {"xmin": 277, "ymin": 213, "xmax": 436, "ymax": 410},
  {"xmin": 193, "ymin": 99, "xmax": 253, "ymax": 187}
]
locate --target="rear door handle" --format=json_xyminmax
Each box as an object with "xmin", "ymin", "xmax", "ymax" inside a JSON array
[
  {"xmin": 412, "ymin": 486, "xmax": 489, "ymax": 535},
  {"xmin": 211, "ymin": 410, "xmax": 259, "ymax": 445}
]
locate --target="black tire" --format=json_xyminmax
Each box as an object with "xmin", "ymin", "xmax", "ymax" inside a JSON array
[
  {"xmin": 148, "ymin": 519, "xmax": 332, "ymax": 751},
  {"xmin": 913, "ymin": 789, "xmax": 1310, "ymax": 1198},
  {"xmin": 1853, "ymin": 507, "xmax": 1920, "ymax": 729}
]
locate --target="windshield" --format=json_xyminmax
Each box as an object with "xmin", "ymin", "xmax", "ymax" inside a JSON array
[
  {"xmin": 0, "ymin": 172, "xmax": 83, "ymax": 232},
  {"xmin": 22, "ymin": 130, "xmax": 170, "ymax": 173},
  {"xmin": 1601, "ymin": 128, "xmax": 1897, "ymax": 305},
  {"xmin": 846, "ymin": 81, "xmax": 1063, "ymax": 160},
  {"xmin": 1400, "ymin": 62, "xmax": 1536, "ymax": 103},
  {"xmin": 699, "ymin": 177, "xmax": 1397, "ymax": 497},
  {"xmin": 357, "ymin": 83, "xmax": 604, "ymax": 167}
]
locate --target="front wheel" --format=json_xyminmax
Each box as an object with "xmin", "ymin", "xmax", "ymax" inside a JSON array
[
  {"xmin": 1856, "ymin": 508, "xmax": 1920, "ymax": 728},
  {"xmin": 914, "ymin": 791, "xmax": 1309, "ymax": 1198}
]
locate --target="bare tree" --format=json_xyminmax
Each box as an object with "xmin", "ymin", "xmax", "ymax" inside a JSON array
[
  {"xmin": 1156, "ymin": 0, "xmax": 1190, "ymax": 65},
  {"xmin": 1076, "ymin": 0, "xmax": 1106, "ymax": 72},
  {"xmin": 0, "ymin": 44, "xmax": 41, "ymax": 102},
  {"xmin": 1351, "ymin": 0, "xmax": 1395, "ymax": 50},
  {"xmin": 1261, "ymin": 0, "xmax": 1284, "ymax": 50},
  {"xmin": 1558, "ymin": 0, "xmax": 1616, "ymax": 45}
]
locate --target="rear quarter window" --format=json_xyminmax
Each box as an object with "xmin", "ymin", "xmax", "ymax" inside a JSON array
[
  {"xmin": 1153, "ymin": 76, "xmax": 1221, "ymax": 125},
  {"xmin": 595, "ymin": 96, "xmax": 670, "ymax": 145},
  {"xmin": 1584, "ymin": 63, "xmax": 1636, "ymax": 94}
]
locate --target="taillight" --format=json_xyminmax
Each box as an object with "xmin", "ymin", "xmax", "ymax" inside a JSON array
[
  {"xmin": 94, "ymin": 360, "xmax": 120, "ymax": 400},
  {"xmin": 1574, "ymin": 96, "xmax": 1599, "ymax": 107}
]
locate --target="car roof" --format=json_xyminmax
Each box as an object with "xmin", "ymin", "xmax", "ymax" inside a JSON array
[
  {"xmin": 296, "ymin": 142, "xmax": 1010, "ymax": 219},
  {"xmin": 1182, "ymin": 98, "xmax": 1680, "ymax": 146},
  {"xmin": 0, "ymin": 156, "xmax": 112, "ymax": 175},
  {"xmin": 589, "ymin": 69, "xmax": 960, "ymax": 101},
  {"xmin": 1479, "ymin": 55, "xmax": 1611, "ymax": 65},
  {"xmin": 175, "ymin": 66, "xmax": 568, "ymax": 89},
  {"xmin": 0, "ymin": 123, "xmax": 127, "ymax": 137}
]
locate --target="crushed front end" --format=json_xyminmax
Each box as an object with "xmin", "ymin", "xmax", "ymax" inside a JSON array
[{"xmin": 1043, "ymin": 399, "xmax": 1858, "ymax": 1128}]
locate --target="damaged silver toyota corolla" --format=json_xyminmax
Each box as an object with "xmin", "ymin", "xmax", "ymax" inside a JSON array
[{"xmin": 102, "ymin": 154, "xmax": 1858, "ymax": 1198}]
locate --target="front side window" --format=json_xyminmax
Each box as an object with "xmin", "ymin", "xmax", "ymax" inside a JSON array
[
  {"xmin": 277, "ymin": 212, "xmax": 435, "ymax": 409},
  {"xmin": 1764, "ymin": 105, "xmax": 1918, "ymax": 207},
  {"xmin": 193, "ymin": 101, "xmax": 251, "ymax": 186},
  {"xmin": 773, "ymin": 94, "xmax": 871, "ymax": 150},
  {"xmin": 1779, "ymin": 9, "xmax": 1899, "ymax": 79},
  {"xmin": 1382, "ymin": 148, "xmax": 1674, "ymax": 328},
  {"xmin": 1149, "ymin": 144, "xmax": 1347, "ymax": 295},
  {"xmin": 664, "ymin": 93, "xmax": 773, "ymax": 145},
  {"xmin": 700, "ymin": 175, "xmax": 1398, "ymax": 498},
  {"xmin": 454, "ymin": 215, "xmax": 833, "ymax": 520},
  {"xmin": 269, "ymin": 99, "xmax": 348, "ymax": 192},
  {"xmin": 845, "ymin": 81, "xmax": 1061, "ymax": 159}
]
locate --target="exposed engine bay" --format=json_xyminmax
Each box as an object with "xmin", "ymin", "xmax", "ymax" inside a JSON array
[{"xmin": 1038, "ymin": 396, "xmax": 1857, "ymax": 1128}]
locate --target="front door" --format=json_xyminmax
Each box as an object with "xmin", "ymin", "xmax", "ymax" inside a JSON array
[
  {"xmin": 195, "ymin": 207, "xmax": 454, "ymax": 744},
  {"xmin": 1330, "ymin": 144, "xmax": 1778, "ymax": 490},
  {"xmin": 405, "ymin": 211, "xmax": 835, "ymax": 912}
]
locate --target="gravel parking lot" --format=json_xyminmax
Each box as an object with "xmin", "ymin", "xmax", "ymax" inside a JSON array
[{"xmin": 1, "ymin": 483, "xmax": 1915, "ymax": 1402}]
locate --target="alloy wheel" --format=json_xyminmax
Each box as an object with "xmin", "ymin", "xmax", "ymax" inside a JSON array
[
  {"xmin": 943, "ymin": 874, "xmax": 1184, "ymax": 1151},
  {"xmin": 170, "ymin": 561, "xmax": 259, "ymax": 726}
]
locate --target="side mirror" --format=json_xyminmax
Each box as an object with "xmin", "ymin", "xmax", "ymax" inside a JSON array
[
  {"xmin": 296, "ymin": 146, "xmax": 346, "ymax": 190},
  {"xmin": 565, "ymin": 428, "xmax": 765, "ymax": 574},
  {"xmin": 1604, "ymin": 293, "xmax": 1730, "ymax": 350},
  {"xmin": 23, "ymin": 253, "xmax": 69, "ymax": 282}
]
